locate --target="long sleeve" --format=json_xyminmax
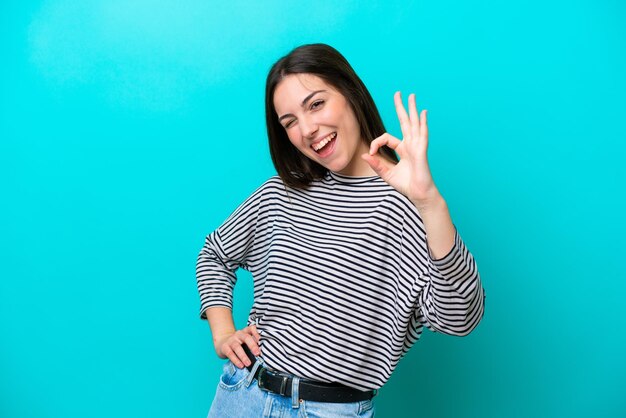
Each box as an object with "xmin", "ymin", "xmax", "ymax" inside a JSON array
[
  {"xmin": 399, "ymin": 200, "xmax": 485, "ymax": 337},
  {"xmin": 417, "ymin": 228, "xmax": 485, "ymax": 336},
  {"xmin": 195, "ymin": 182, "xmax": 266, "ymax": 319}
]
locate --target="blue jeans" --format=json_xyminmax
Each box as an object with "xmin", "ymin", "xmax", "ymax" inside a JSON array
[{"xmin": 207, "ymin": 361, "xmax": 376, "ymax": 418}]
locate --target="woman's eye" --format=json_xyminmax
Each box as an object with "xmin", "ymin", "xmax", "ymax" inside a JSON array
[
  {"xmin": 285, "ymin": 120, "xmax": 296, "ymax": 128},
  {"xmin": 310, "ymin": 100, "xmax": 324, "ymax": 110}
]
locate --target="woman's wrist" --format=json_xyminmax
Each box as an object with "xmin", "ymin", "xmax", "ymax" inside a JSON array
[
  {"xmin": 205, "ymin": 307, "xmax": 237, "ymax": 358},
  {"xmin": 410, "ymin": 190, "xmax": 446, "ymax": 214},
  {"xmin": 411, "ymin": 193, "xmax": 456, "ymax": 260}
]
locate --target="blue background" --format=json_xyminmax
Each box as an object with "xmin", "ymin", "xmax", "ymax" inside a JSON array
[{"xmin": 2, "ymin": 1, "xmax": 625, "ymax": 417}]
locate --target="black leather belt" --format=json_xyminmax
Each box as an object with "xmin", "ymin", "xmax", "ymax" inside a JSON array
[{"xmin": 242, "ymin": 345, "xmax": 376, "ymax": 403}]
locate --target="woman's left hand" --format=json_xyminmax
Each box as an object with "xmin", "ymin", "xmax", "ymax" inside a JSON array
[{"xmin": 362, "ymin": 92, "xmax": 441, "ymax": 209}]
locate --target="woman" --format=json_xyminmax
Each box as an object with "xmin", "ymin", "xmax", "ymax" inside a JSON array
[{"xmin": 196, "ymin": 43, "xmax": 485, "ymax": 417}]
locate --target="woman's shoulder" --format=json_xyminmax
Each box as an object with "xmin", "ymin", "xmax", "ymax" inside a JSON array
[
  {"xmin": 244, "ymin": 175, "xmax": 289, "ymax": 202},
  {"xmin": 257, "ymin": 175, "xmax": 287, "ymax": 193}
]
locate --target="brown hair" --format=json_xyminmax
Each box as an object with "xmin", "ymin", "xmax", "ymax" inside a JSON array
[{"xmin": 265, "ymin": 43, "xmax": 398, "ymax": 188}]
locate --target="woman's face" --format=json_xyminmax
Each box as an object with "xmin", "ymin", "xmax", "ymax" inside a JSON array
[{"xmin": 273, "ymin": 74, "xmax": 374, "ymax": 176}]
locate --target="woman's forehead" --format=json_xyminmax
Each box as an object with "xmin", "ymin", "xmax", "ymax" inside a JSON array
[
  {"xmin": 277, "ymin": 74, "xmax": 336, "ymax": 95},
  {"xmin": 292, "ymin": 73, "xmax": 327, "ymax": 89}
]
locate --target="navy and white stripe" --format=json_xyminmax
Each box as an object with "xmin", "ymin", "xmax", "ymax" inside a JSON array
[{"xmin": 196, "ymin": 171, "xmax": 485, "ymax": 391}]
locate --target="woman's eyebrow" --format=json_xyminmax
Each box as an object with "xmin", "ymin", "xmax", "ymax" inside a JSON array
[
  {"xmin": 301, "ymin": 90, "xmax": 326, "ymax": 106},
  {"xmin": 278, "ymin": 90, "xmax": 326, "ymax": 122}
]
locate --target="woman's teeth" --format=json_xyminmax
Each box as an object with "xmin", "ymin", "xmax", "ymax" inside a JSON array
[{"xmin": 312, "ymin": 132, "xmax": 337, "ymax": 151}]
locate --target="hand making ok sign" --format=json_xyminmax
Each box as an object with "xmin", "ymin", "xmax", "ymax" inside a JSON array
[{"xmin": 362, "ymin": 92, "xmax": 442, "ymax": 210}]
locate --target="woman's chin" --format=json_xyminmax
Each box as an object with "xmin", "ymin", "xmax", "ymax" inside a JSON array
[{"xmin": 321, "ymin": 159, "xmax": 348, "ymax": 174}]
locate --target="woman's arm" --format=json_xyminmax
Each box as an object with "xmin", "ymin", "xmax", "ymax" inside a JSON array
[
  {"xmin": 196, "ymin": 180, "xmax": 268, "ymax": 319},
  {"xmin": 364, "ymin": 92, "xmax": 484, "ymax": 335},
  {"xmin": 418, "ymin": 229, "xmax": 485, "ymax": 336},
  {"xmin": 412, "ymin": 194, "xmax": 455, "ymax": 260},
  {"xmin": 196, "ymin": 181, "xmax": 270, "ymax": 364}
]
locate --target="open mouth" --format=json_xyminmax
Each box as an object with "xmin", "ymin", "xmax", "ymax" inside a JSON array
[{"xmin": 312, "ymin": 132, "xmax": 337, "ymax": 155}]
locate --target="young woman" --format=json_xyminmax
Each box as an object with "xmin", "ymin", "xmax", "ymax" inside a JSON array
[{"xmin": 196, "ymin": 43, "xmax": 485, "ymax": 417}]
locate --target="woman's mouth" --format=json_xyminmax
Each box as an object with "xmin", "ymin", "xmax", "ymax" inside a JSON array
[{"xmin": 312, "ymin": 132, "xmax": 337, "ymax": 157}]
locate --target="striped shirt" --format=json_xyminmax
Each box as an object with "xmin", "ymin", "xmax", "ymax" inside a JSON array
[{"xmin": 196, "ymin": 171, "xmax": 485, "ymax": 391}]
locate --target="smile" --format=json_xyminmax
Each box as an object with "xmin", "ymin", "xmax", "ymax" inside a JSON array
[{"xmin": 312, "ymin": 132, "xmax": 337, "ymax": 152}]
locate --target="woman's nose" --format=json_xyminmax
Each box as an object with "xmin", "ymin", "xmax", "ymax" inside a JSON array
[{"xmin": 299, "ymin": 116, "xmax": 319, "ymax": 139}]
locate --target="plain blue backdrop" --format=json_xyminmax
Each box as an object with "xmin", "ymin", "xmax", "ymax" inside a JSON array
[{"xmin": 1, "ymin": 1, "xmax": 625, "ymax": 417}]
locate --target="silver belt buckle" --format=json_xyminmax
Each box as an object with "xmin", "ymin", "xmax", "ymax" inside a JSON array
[
  {"xmin": 257, "ymin": 368, "xmax": 290, "ymax": 397},
  {"xmin": 278, "ymin": 375, "xmax": 289, "ymax": 396}
]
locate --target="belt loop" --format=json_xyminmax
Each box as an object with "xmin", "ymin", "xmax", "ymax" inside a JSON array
[
  {"xmin": 245, "ymin": 359, "xmax": 263, "ymax": 388},
  {"xmin": 291, "ymin": 376, "xmax": 300, "ymax": 408}
]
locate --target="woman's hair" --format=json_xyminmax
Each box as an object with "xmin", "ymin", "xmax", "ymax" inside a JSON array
[{"xmin": 265, "ymin": 43, "xmax": 398, "ymax": 188}]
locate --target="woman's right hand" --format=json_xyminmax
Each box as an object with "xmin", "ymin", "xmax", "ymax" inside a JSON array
[{"xmin": 214, "ymin": 325, "xmax": 262, "ymax": 369}]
